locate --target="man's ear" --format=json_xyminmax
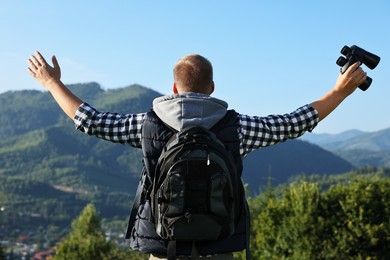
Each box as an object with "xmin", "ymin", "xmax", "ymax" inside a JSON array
[
  {"xmin": 209, "ymin": 81, "xmax": 215, "ymax": 95},
  {"xmin": 173, "ymin": 83, "xmax": 179, "ymax": 94}
]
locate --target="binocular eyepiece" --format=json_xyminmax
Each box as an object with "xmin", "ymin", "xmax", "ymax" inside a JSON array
[{"xmin": 336, "ymin": 45, "xmax": 380, "ymax": 91}]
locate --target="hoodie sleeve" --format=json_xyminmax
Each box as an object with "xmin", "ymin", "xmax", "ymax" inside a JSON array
[
  {"xmin": 238, "ymin": 104, "xmax": 319, "ymax": 157},
  {"xmin": 73, "ymin": 103, "xmax": 145, "ymax": 148}
]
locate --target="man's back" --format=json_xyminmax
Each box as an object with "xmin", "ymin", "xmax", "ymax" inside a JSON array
[{"xmin": 128, "ymin": 109, "xmax": 249, "ymax": 259}]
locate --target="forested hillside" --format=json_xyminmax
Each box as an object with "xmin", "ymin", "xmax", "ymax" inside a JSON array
[
  {"xmin": 29, "ymin": 168, "xmax": 390, "ymax": 260},
  {"xmin": 0, "ymin": 83, "xmax": 162, "ymax": 249},
  {"xmin": 243, "ymin": 139, "xmax": 353, "ymax": 192}
]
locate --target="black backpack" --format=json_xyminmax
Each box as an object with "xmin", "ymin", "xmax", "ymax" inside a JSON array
[{"xmin": 150, "ymin": 125, "xmax": 244, "ymax": 259}]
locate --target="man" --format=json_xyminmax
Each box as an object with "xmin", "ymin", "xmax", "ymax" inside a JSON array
[{"xmin": 28, "ymin": 52, "xmax": 366, "ymax": 259}]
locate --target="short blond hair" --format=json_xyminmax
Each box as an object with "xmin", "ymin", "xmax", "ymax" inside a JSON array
[{"xmin": 173, "ymin": 54, "xmax": 213, "ymax": 93}]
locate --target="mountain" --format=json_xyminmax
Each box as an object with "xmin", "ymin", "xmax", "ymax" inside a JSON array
[
  {"xmin": 300, "ymin": 129, "xmax": 366, "ymax": 147},
  {"xmin": 0, "ymin": 83, "xmax": 354, "ymax": 232},
  {"xmin": 320, "ymin": 128, "xmax": 390, "ymax": 151},
  {"xmin": 300, "ymin": 128, "xmax": 390, "ymax": 168},
  {"xmin": 243, "ymin": 139, "xmax": 353, "ymax": 193},
  {"xmin": 0, "ymin": 83, "xmax": 162, "ymax": 233}
]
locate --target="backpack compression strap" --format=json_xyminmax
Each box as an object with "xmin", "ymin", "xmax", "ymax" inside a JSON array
[{"xmin": 125, "ymin": 169, "xmax": 147, "ymax": 239}]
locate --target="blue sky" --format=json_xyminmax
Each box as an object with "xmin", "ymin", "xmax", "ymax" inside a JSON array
[{"xmin": 0, "ymin": 1, "xmax": 389, "ymax": 133}]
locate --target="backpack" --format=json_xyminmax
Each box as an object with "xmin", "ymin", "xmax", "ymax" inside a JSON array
[{"xmin": 150, "ymin": 125, "xmax": 244, "ymax": 259}]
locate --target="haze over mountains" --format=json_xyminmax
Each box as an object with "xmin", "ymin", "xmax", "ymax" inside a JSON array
[{"xmin": 300, "ymin": 128, "xmax": 390, "ymax": 168}]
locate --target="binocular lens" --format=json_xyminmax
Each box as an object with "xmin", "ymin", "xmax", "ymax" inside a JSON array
[
  {"xmin": 336, "ymin": 57, "xmax": 348, "ymax": 67},
  {"xmin": 340, "ymin": 46, "xmax": 351, "ymax": 56}
]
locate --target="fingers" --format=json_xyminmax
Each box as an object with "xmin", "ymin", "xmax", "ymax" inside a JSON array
[
  {"xmin": 36, "ymin": 51, "xmax": 48, "ymax": 67},
  {"xmin": 31, "ymin": 54, "xmax": 42, "ymax": 67},
  {"xmin": 28, "ymin": 52, "xmax": 43, "ymax": 73},
  {"xmin": 27, "ymin": 51, "xmax": 49, "ymax": 75},
  {"xmin": 52, "ymin": 55, "xmax": 59, "ymax": 69},
  {"xmin": 352, "ymin": 65, "xmax": 367, "ymax": 82},
  {"xmin": 27, "ymin": 51, "xmax": 62, "ymax": 83},
  {"xmin": 27, "ymin": 67, "xmax": 36, "ymax": 77},
  {"xmin": 28, "ymin": 51, "xmax": 48, "ymax": 69},
  {"xmin": 359, "ymin": 71, "xmax": 368, "ymax": 84},
  {"xmin": 346, "ymin": 62, "xmax": 367, "ymax": 88},
  {"xmin": 27, "ymin": 51, "xmax": 44, "ymax": 79},
  {"xmin": 345, "ymin": 61, "xmax": 366, "ymax": 79},
  {"xmin": 346, "ymin": 61, "xmax": 361, "ymax": 74},
  {"xmin": 28, "ymin": 58, "xmax": 38, "ymax": 71}
]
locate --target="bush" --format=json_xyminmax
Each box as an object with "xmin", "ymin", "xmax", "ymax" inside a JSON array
[{"xmin": 235, "ymin": 177, "xmax": 390, "ymax": 259}]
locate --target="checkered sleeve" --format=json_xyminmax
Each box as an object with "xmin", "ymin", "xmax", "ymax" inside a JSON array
[
  {"xmin": 238, "ymin": 104, "xmax": 319, "ymax": 157},
  {"xmin": 73, "ymin": 103, "xmax": 144, "ymax": 148}
]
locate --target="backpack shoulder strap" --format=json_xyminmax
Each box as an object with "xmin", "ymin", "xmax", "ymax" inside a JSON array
[
  {"xmin": 125, "ymin": 110, "xmax": 173, "ymax": 239},
  {"xmin": 211, "ymin": 109, "xmax": 239, "ymax": 132},
  {"xmin": 146, "ymin": 109, "xmax": 177, "ymax": 133},
  {"xmin": 212, "ymin": 110, "xmax": 252, "ymax": 260}
]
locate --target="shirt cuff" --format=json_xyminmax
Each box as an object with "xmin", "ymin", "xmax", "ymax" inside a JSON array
[
  {"xmin": 304, "ymin": 104, "xmax": 320, "ymax": 132},
  {"xmin": 73, "ymin": 102, "xmax": 96, "ymax": 131}
]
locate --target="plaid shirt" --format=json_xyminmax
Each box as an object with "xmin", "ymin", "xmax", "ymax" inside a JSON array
[{"xmin": 74, "ymin": 103, "xmax": 319, "ymax": 158}]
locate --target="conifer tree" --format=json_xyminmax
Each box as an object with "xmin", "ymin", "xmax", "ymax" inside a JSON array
[
  {"xmin": 55, "ymin": 203, "xmax": 114, "ymax": 260},
  {"xmin": 55, "ymin": 203, "xmax": 148, "ymax": 260}
]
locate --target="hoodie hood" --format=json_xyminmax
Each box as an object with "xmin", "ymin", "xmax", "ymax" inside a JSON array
[{"xmin": 152, "ymin": 93, "xmax": 228, "ymax": 131}]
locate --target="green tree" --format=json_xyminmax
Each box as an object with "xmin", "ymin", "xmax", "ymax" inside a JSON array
[
  {"xmin": 55, "ymin": 203, "xmax": 114, "ymax": 259},
  {"xmin": 235, "ymin": 177, "xmax": 390, "ymax": 259},
  {"xmin": 55, "ymin": 203, "xmax": 148, "ymax": 260},
  {"xmin": 250, "ymin": 182, "xmax": 323, "ymax": 259},
  {"xmin": 320, "ymin": 178, "xmax": 390, "ymax": 259}
]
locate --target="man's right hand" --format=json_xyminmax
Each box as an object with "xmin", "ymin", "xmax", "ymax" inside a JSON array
[
  {"xmin": 27, "ymin": 51, "xmax": 61, "ymax": 90},
  {"xmin": 27, "ymin": 51, "xmax": 83, "ymax": 119}
]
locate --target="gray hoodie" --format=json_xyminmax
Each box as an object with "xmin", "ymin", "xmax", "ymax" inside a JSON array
[{"xmin": 152, "ymin": 92, "xmax": 229, "ymax": 131}]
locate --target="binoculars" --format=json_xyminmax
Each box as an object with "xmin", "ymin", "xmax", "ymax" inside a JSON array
[{"xmin": 336, "ymin": 45, "xmax": 380, "ymax": 91}]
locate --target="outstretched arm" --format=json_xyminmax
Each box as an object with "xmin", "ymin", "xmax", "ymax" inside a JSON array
[
  {"xmin": 311, "ymin": 61, "xmax": 367, "ymax": 121},
  {"xmin": 27, "ymin": 51, "xmax": 83, "ymax": 119}
]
